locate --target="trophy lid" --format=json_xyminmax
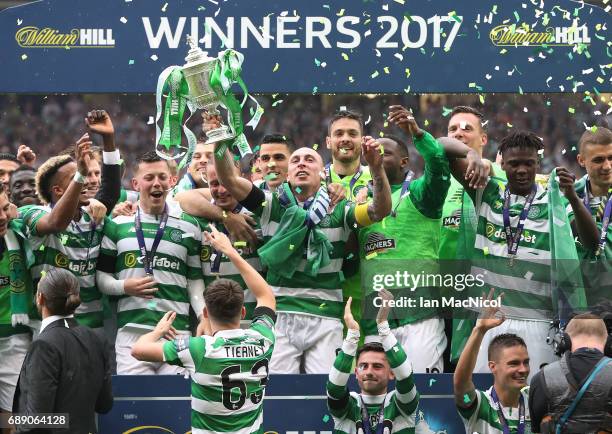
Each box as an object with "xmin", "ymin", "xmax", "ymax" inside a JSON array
[{"xmin": 184, "ymin": 35, "xmax": 214, "ymax": 66}]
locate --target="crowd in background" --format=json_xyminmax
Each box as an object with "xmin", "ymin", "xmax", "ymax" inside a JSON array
[{"xmin": 0, "ymin": 93, "xmax": 607, "ymax": 180}]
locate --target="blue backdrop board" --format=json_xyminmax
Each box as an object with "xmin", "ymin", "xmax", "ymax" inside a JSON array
[
  {"xmin": 100, "ymin": 374, "xmax": 495, "ymax": 433},
  {"xmin": 0, "ymin": 0, "xmax": 609, "ymax": 93}
]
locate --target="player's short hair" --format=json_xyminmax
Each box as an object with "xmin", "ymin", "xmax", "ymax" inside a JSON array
[
  {"xmin": 488, "ymin": 333, "xmax": 527, "ymax": 361},
  {"xmin": 328, "ymin": 109, "xmax": 364, "ymax": 135},
  {"xmin": 260, "ymin": 133, "xmax": 296, "ymax": 153},
  {"xmin": 10, "ymin": 164, "xmax": 36, "ymax": 182},
  {"xmin": 135, "ymin": 151, "xmax": 170, "ymax": 172},
  {"xmin": 450, "ymin": 106, "xmax": 487, "ymax": 133},
  {"xmin": 0, "ymin": 153, "xmax": 20, "ymax": 164},
  {"xmin": 356, "ymin": 342, "xmax": 386, "ymax": 362},
  {"xmin": 578, "ymin": 127, "xmax": 612, "ymax": 154},
  {"xmin": 204, "ymin": 278, "xmax": 244, "ymax": 323},
  {"xmin": 566, "ymin": 313, "xmax": 608, "ymax": 341},
  {"xmin": 498, "ymin": 130, "xmax": 544, "ymax": 157},
  {"xmin": 381, "ymin": 134, "xmax": 409, "ymax": 158},
  {"xmin": 35, "ymin": 154, "xmax": 74, "ymax": 205}
]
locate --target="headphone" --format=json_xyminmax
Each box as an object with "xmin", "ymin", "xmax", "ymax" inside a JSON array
[{"xmin": 549, "ymin": 322, "xmax": 612, "ymax": 357}]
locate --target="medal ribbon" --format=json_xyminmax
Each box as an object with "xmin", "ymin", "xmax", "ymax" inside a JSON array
[
  {"xmin": 358, "ymin": 395, "xmax": 386, "ymax": 434},
  {"xmin": 502, "ymin": 185, "xmax": 537, "ymax": 257},
  {"xmin": 324, "ymin": 164, "xmax": 363, "ymax": 200},
  {"xmin": 583, "ymin": 179, "xmax": 612, "ymax": 257},
  {"xmin": 135, "ymin": 205, "xmax": 169, "ymax": 276},
  {"xmin": 490, "ymin": 387, "xmax": 525, "ymax": 434},
  {"xmin": 391, "ymin": 170, "xmax": 414, "ymax": 217}
]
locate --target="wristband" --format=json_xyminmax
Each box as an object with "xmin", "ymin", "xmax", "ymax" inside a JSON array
[
  {"xmin": 342, "ymin": 328, "xmax": 361, "ymax": 355},
  {"xmin": 73, "ymin": 172, "xmax": 86, "ymax": 184},
  {"xmin": 377, "ymin": 320, "xmax": 391, "ymax": 337},
  {"xmin": 103, "ymin": 150, "xmax": 121, "ymax": 165}
]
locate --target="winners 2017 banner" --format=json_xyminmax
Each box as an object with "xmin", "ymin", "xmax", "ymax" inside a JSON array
[{"xmin": 0, "ymin": 0, "xmax": 609, "ymax": 94}]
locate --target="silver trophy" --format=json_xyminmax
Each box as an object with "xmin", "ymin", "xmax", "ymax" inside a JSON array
[{"xmin": 182, "ymin": 35, "xmax": 234, "ymax": 144}]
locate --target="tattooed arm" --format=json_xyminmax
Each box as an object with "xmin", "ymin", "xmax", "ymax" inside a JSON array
[{"xmin": 363, "ymin": 136, "xmax": 391, "ymax": 223}]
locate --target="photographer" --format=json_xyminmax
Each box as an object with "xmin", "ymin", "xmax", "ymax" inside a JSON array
[{"xmin": 529, "ymin": 313, "xmax": 612, "ymax": 433}]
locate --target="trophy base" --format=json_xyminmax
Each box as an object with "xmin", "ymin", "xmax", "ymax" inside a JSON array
[{"xmin": 205, "ymin": 126, "xmax": 235, "ymax": 145}]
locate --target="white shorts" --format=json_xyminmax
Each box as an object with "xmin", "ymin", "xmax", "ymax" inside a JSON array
[
  {"xmin": 365, "ymin": 317, "xmax": 447, "ymax": 373},
  {"xmin": 474, "ymin": 318, "xmax": 558, "ymax": 380},
  {"xmin": 0, "ymin": 333, "xmax": 31, "ymax": 411},
  {"xmin": 269, "ymin": 313, "xmax": 343, "ymax": 374},
  {"xmin": 115, "ymin": 327, "xmax": 188, "ymax": 375}
]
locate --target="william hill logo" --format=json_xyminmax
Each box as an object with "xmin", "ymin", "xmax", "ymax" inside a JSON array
[
  {"xmin": 489, "ymin": 23, "xmax": 591, "ymax": 46},
  {"xmin": 15, "ymin": 26, "xmax": 115, "ymax": 48}
]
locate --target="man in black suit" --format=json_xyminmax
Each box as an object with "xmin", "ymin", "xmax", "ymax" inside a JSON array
[{"xmin": 12, "ymin": 268, "xmax": 112, "ymax": 433}]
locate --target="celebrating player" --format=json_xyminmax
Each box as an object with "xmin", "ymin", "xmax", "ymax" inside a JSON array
[
  {"xmin": 327, "ymin": 290, "xmax": 419, "ymax": 433},
  {"xmin": 131, "ymin": 225, "xmax": 276, "ymax": 434}
]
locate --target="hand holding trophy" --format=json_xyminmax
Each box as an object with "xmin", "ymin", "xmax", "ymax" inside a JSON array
[{"xmin": 154, "ymin": 35, "xmax": 261, "ymax": 168}]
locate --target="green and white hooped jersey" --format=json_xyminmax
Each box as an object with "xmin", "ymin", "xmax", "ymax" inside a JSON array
[
  {"xmin": 470, "ymin": 179, "xmax": 555, "ymax": 321},
  {"xmin": 0, "ymin": 242, "xmax": 31, "ymax": 338},
  {"xmin": 163, "ymin": 308, "xmax": 275, "ymax": 434},
  {"xmin": 256, "ymin": 189, "xmax": 358, "ymax": 320},
  {"xmin": 568, "ymin": 175, "xmax": 612, "ymax": 260},
  {"xmin": 457, "ymin": 387, "xmax": 531, "ymax": 434},
  {"xmin": 326, "ymin": 332, "xmax": 419, "ymax": 434},
  {"xmin": 23, "ymin": 205, "xmax": 106, "ymax": 328},
  {"xmin": 98, "ymin": 207, "xmax": 203, "ymax": 331},
  {"xmin": 195, "ymin": 212, "xmax": 263, "ymax": 320}
]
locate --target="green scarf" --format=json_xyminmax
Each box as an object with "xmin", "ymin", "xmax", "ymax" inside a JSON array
[
  {"xmin": 6, "ymin": 219, "xmax": 34, "ymax": 326},
  {"xmin": 450, "ymin": 173, "xmax": 586, "ymax": 360},
  {"xmin": 547, "ymin": 168, "xmax": 587, "ymax": 321},
  {"xmin": 450, "ymin": 190, "xmax": 478, "ymax": 363},
  {"xmin": 258, "ymin": 184, "xmax": 332, "ymax": 279}
]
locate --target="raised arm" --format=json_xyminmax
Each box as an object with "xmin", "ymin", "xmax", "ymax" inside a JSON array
[
  {"xmin": 454, "ymin": 289, "xmax": 505, "ymax": 408},
  {"xmin": 17, "ymin": 144, "xmax": 37, "ymax": 167},
  {"xmin": 34, "ymin": 135, "xmax": 91, "ymax": 235},
  {"xmin": 557, "ymin": 166, "xmax": 600, "ymax": 252},
  {"xmin": 131, "ymin": 311, "xmax": 177, "ymax": 362},
  {"xmin": 437, "ymin": 136, "xmax": 490, "ymax": 195},
  {"xmin": 388, "ymin": 105, "xmax": 450, "ymax": 218},
  {"xmin": 87, "ymin": 110, "xmax": 121, "ymax": 213},
  {"xmin": 214, "ymin": 145, "xmax": 253, "ymax": 201},
  {"xmin": 203, "ymin": 225, "xmax": 275, "ymax": 311},
  {"xmin": 327, "ymin": 297, "xmax": 360, "ymax": 419},
  {"xmin": 362, "ymin": 136, "xmax": 391, "ymax": 223},
  {"xmin": 376, "ymin": 290, "xmax": 419, "ymax": 416}
]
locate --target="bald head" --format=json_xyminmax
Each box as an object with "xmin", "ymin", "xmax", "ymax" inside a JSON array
[
  {"xmin": 291, "ymin": 147, "xmax": 324, "ymax": 166},
  {"xmin": 288, "ymin": 147, "xmax": 324, "ymax": 196}
]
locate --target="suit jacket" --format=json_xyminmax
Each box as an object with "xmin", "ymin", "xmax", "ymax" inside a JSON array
[{"xmin": 12, "ymin": 318, "xmax": 113, "ymax": 434}]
